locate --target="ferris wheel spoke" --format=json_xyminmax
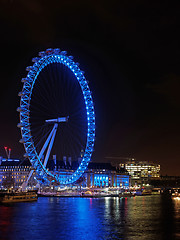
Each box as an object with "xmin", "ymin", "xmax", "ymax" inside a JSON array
[
  {"xmin": 65, "ymin": 125, "xmax": 86, "ymax": 152},
  {"xmin": 32, "ymin": 126, "xmax": 52, "ymax": 153},
  {"xmin": 44, "ymin": 70, "xmax": 59, "ymax": 107},
  {"xmin": 31, "ymin": 81, "xmax": 54, "ymax": 109},
  {"xmin": 68, "ymin": 122, "xmax": 87, "ymax": 135}
]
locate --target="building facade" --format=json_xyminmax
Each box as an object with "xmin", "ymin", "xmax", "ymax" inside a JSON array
[
  {"xmin": 0, "ymin": 158, "xmax": 33, "ymax": 189},
  {"xmin": 119, "ymin": 159, "xmax": 160, "ymax": 186},
  {"xmin": 0, "ymin": 157, "xmax": 130, "ymax": 189},
  {"xmin": 84, "ymin": 162, "xmax": 130, "ymax": 188}
]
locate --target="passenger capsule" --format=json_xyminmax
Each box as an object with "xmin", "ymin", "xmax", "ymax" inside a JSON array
[
  {"xmin": 23, "ymin": 153, "xmax": 29, "ymax": 158},
  {"xmin": 32, "ymin": 57, "xmax": 40, "ymax": 63},
  {"xmin": 26, "ymin": 66, "xmax": 33, "ymax": 71},
  {"xmin": 17, "ymin": 123, "xmax": 22, "ymax": 128},
  {"xmin": 54, "ymin": 48, "xmax": 61, "ymax": 54},
  {"xmin": 68, "ymin": 56, "xmax": 74, "ymax": 60},
  {"xmin": 61, "ymin": 51, "xmax": 67, "ymax": 55},
  {"xmin": 16, "ymin": 107, "xmax": 22, "ymax": 112},
  {"xmin": 38, "ymin": 51, "xmax": 45, "ymax": 57},
  {"xmin": 46, "ymin": 48, "xmax": 53, "ymax": 54},
  {"xmin": 21, "ymin": 78, "xmax": 26, "ymax": 83},
  {"xmin": 19, "ymin": 139, "xmax": 25, "ymax": 144},
  {"xmin": 18, "ymin": 91, "xmax": 24, "ymax": 97}
]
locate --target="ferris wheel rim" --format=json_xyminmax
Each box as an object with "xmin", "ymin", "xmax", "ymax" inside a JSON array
[{"xmin": 18, "ymin": 49, "xmax": 95, "ymax": 185}]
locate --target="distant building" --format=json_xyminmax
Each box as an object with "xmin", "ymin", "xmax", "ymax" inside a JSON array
[
  {"xmin": 119, "ymin": 158, "xmax": 160, "ymax": 186},
  {"xmin": 150, "ymin": 175, "xmax": 180, "ymax": 188}
]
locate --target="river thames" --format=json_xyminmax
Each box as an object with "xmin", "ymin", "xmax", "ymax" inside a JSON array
[{"xmin": 0, "ymin": 195, "xmax": 180, "ymax": 240}]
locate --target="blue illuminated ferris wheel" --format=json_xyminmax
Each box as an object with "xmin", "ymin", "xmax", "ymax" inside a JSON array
[{"xmin": 17, "ymin": 48, "xmax": 95, "ymax": 185}]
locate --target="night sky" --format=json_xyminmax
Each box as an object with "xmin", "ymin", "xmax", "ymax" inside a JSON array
[{"xmin": 0, "ymin": 1, "xmax": 180, "ymax": 175}]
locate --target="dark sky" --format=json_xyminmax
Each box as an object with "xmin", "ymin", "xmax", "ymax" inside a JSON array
[{"xmin": 0, "ymin": 0, "xmax": 180, "ymax": 175}]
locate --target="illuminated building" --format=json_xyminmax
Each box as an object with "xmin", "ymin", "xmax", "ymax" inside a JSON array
[
  {"xmin": 0, "ymin": 157, "xmax": 130, "ymax": 189},
  {"xmin": 84, "ymin": 162, "xmax": 130, "ymax": 188},
  {"xmin": 0, "ymin": 158, "xmax": 36, "ymax": 189},
  {"xmin": 119, "ymin": 158, "xmax": 160, "ymax": 186},
  {"xmin": 46, "ymin": 159, "xmax": 130, "ymax": 188}
]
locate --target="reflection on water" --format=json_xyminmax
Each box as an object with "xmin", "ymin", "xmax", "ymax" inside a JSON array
[
  {"xmin": 0, "ymin": 195, "xmax": 178, "ymax": 240},
  {"xmin": 173, "ymin": 197, "xmax": 180, "ymax": 239}
]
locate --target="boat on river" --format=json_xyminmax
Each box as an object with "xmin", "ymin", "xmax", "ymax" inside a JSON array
[
  {"xmin": 0, "ymin": 190, "xmax": 38, "ymax": 203},
  {"xmin": 119, "ymin": 191, "xmax": 135, "ymax": 198},
  {"xmin": 142, "ymin": 189, "xmax": 152, "ymax": 195}
]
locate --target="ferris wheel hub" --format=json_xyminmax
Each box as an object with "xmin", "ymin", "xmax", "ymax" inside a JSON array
[{"xmin": 45, "ymin": 116, "xmax": 69, "ymax": 123}]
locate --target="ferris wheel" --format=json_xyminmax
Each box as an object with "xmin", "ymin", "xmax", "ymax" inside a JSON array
[{"xmin": 17, "ymin": 48, "xmax": 95, "ymax": 185}]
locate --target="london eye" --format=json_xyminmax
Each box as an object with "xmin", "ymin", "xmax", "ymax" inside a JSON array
[{"xmin": 17, "ymin": 48, "xmax": 95, "ymax": 185}]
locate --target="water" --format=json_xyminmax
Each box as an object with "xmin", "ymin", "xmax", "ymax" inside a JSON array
[{"xmin": 0, "ymin": 195, "xmax": 180, "ymax": 240}]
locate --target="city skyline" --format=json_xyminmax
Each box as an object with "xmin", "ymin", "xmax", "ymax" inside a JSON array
[{"xmin": 0, "ymin": 1, "xmax": 180, "ymax": 176}]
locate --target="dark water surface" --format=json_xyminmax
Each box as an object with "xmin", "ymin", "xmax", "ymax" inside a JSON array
[{"xmin": 0, "ymin": 195, "xmax": 180, "ymax": 240}]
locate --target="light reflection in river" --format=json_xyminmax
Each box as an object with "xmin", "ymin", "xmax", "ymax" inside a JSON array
[{"xmin": 0, "ymin": 195, "xmax": 177, "ymax": 240}]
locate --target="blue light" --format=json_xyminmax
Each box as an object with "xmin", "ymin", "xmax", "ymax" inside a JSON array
[
  {"xmin": 18, "ymin": 48, "xmax": 95, "ymax": 185},
  {"xmin": 94, "ymin": 174, "xmax": 109, "ymax": 187}
]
